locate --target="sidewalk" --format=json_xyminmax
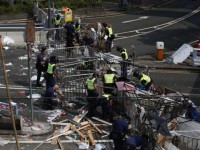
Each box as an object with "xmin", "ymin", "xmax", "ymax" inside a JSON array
[{"xmin": 134, "ymin": 53, "xmax": 200, "ymax": 71}]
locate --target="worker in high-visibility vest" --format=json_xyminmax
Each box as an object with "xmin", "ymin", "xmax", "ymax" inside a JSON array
[
  {"xmin": 45, "ymin": 56, "xmax": 60, "ymax": 89},
  {"xmin": 102, "ymin": 69, "xmax": 117, "ymax": 95},
  {"xmin": 102, "ymin": 22, "xmax": 115, "ymax": 52},
  {"xmin": 74, "ymin": 22, "xmax": 81, "ymax": 44},
  {"xmin": 117, "ymin": 46, "xmax": 129, "ymax": 78},
  {"xmin": 54, "ymin": 14, "xmax": 62, "ymax": 40},
  {"xmin": 133, "ymin": 71, "xmax": 153, "ymax": 91},
  {"xmin": 84, "ymin": 72, "xmax": 99, "ymax": 117}
]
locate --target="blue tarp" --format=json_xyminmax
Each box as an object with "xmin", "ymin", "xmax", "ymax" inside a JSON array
[{"xmin": 188, "ymin": 106, "xmax": 200, "ymax": 122}]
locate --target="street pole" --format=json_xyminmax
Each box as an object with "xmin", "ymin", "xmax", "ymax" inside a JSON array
[
  {"xmin": 48, "ymin": 0, "xmax": 51, "ymax": 50},
  {"xmin": 27, "ymin": 43, "xmax": 33, "ymax": 125},
  {"xmin": 25, "ymin": 19, "xmax": 35, "ymax": 126},
  {"xmin": 48, "ymin": 0, "xmax": 51, "ymax": 28},
  {"xmin": 0, "ymin": 35, "xmax": 20, "ymax": 150}
]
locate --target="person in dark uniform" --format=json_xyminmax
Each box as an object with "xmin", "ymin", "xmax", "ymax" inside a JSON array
[
  {"xmin": 44, "ymin": 84, "xmax": 63, "ymax": 109},
  {"xmin": 45, "ymin": 56, "xmax": 60, "ymax": 89},
  {"xmin": 65, "ymin": 22, "xmax": 75, "ymax": 56},
  {"xmin": 102, "ymin": 69, "xmax": 117, "ymax": 95},
  {"xmin": 54, "ymin": 14, "xmax": 62, "ymax": 40},
  {"xmin": 123, "ymin": 134, "xmax": 149, "ymax": 150},
  {"xmin": 116, "ymin": 46, "xmax": 129, "ymax": 78},
  {"xmin": 36, "ymin": 47, "xmax": 47, "ymax": 87},
  {"xmin": 84, "ymin": 72, "xmax": 99, "ymax": 117},
  {"xmin": 110, "ymin": 114, "xmax": 130, "ymax": 150},
  {"xmin": 97, "ymin": 94, "xmax": 114, "ymax": 121},
  {"xmin": 133, "ymin": 71, "xmax": 153, "ymax": 91}
]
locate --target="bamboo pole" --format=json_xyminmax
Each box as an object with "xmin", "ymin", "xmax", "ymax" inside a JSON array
[{"xmin": 0, "ymin": 35, "xmax": 20, "ymax": 149}]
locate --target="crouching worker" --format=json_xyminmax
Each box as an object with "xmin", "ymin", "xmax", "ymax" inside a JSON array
[
  {"xmin": 110, "ymin": 114, "xmax": 131, "ymax": 150},
  {"xmin": 123, "ymin": 134, "xmax": 149, "ymax": 150},
  {"xmin": 133, "ymin": 71, "xmax": 153, "ymax": 91},
  {"xmin": 44, "ymin": 84, "xmax": 63, "ymax": 109}
]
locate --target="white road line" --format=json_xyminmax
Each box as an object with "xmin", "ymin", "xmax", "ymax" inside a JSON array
[
  {"xmin": 122, "ymin": 16, "xmax": 149, "ymax": 24},
  {"xmin": 115, "ymin": 6, "xmax": 200, "ymax": 40}
]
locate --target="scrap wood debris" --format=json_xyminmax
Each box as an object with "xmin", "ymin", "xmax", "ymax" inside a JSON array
[{"xmin": 34, "ymin": 111, "xmax": 112, "ymax": 149}]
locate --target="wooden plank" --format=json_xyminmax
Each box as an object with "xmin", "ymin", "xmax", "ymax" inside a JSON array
[
  {"xmin": 77, "ymin": 111, "xmax": 88, "ymax": 123},
  {"xmin": 87, "ymin": 130, "xmax": 95, "ymax": 145},
  {"xmin": 71, "ymin": 125, "xmax": 86, "ymax": 139},
  {"xmin": 86, "ymin": 117, "xmax": 103, "ymax": 134},
  {"xmin": 46, "ymin": 130, "xmax": 74, "ymax": 141},
  {"xmin": 51, "ymin": 123, "xmax": 71, "ymax": 145},
  {"xmin": 57, "ymin": 138, "xmax": 65, "ymax": 150},
  {"xmin": 73, "ymin": 115, "xmax": 80, "ymax": 122},
  {"xmin": 92, "ymin": 117, "xmax": 112, "ymax": 126},
  {"xmin": 80, "ymin": 121, "xmax": 89, "ymax": 126},
  {"xmin": 34, "ymin": 132, "xmax": 55, "ymax": 150},
  {"xmin": 51, "ymin": 129, "xmax": 61, "ymax": 145},
  {"xmin": 51, "ymin": 122, "xmax": 70, "ymax": 126},
  {"xmin": 78, "ymin": 124, "xmax": 91, "ymax": 131}
]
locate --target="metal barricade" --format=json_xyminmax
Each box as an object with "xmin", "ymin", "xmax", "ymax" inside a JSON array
[
  {"xmin": 177, "ymin": 134, "xmax": 200, "ymax": 150},
  {"xmin": 33, "ymin": 6, "xmax": 48, "ymax": 28}
]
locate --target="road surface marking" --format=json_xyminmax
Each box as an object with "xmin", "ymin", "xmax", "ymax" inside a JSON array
[
  {"xmin": 122, "ymin": 16, "xmax": 149, "ymax": 24},
  {"xmin": 115, "ymin": 6, "xmax": 200, "ymax": 40}
]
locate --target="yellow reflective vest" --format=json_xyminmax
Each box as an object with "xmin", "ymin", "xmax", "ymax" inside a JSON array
[
  {"xmin": 104, "ymin": 74, "xmax": 115, "ymax": 84},
  {"xmin": 107, "ymin": 27, "xmax": 113, "ymax": 37},
  {"xmin": 140, "ymin": 74, "xmax": 151, "ymax": 85},
  {"xmin": 86, "ymin": 78, "xmax": 96, "ymax": 90},
  {"xmin": 55, "ymin": 18, "xmax": 61, "ymax": 26},
  {"xmin": 120, "ymin": 49, "xmax": 128, "ymax": 60},
  {"xmin": 102, "ymin": 94, "xmax": 111, "ymax": 101},
  {"xmin": 47, "ymin": 64, "xmax": 56, "ymax": 74},
  {"xmin": 74, "ymin": 24, "xmax": 80, "ymax": 31}
]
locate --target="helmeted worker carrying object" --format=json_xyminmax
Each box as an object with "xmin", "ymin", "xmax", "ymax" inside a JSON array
[{"xmin": 117, "ymin": 46, "xmax": 129, "ymax": 78}]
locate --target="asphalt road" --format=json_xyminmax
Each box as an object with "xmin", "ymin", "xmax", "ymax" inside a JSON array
[
  {"xmin": 84, "ymin": 0, "xmax": 200, "ymax": 56},
  {"xmin": 82, "ymin": 0, "xmax": 200, "ymax": 104},
  {"xmin": 0, "ymin": 1, "xmax": 200, "ymax": 149}
]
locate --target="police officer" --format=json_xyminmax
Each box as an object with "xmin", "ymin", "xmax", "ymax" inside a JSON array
[
  {"xmin": 133, "ymin": 71, "xmax": 153, "ymax": 91},
  {"xmin": 110, "ymin": 114, "xmax": 130, "ymax": 150},
  {"xmin": 100, "ymin": 94, "xmax": 114, "ymax": 121},
  {"xmin": 102, "ymin": 22, "xmax": 114, "ymax": 52},
  {"xmin": 102, "ymin": 69, "xmax": 117, "ymax": 95},
  {"xmin": 45, "ymin": 56, "xmax": 60, "ymax": 89},
  {"xmin": 84, "ymin": 72, "xmax": 99, "ymax": 117},
  {"xmin": 44, "ymin": 84, "xmax": 63, "ymax": 109},
  {"xmin": 54, "ymin": 14, "xmax": 62, "ymax": 40},
  {"xmin": 123, "ymin": 134, "xmax": 149, "ymax": 150},
  {"xmin": 116, "ymin": 46, "xmax": 129, "ymax": 78},
  {"xmin": 36, "ymin": 46, "xmax": 47, "ymax": 87}
]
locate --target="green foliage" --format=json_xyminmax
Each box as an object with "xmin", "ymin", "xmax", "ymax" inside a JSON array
[{"xmin": 0, "ymin": 1, "xmax": 34, "ymax": 14}]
